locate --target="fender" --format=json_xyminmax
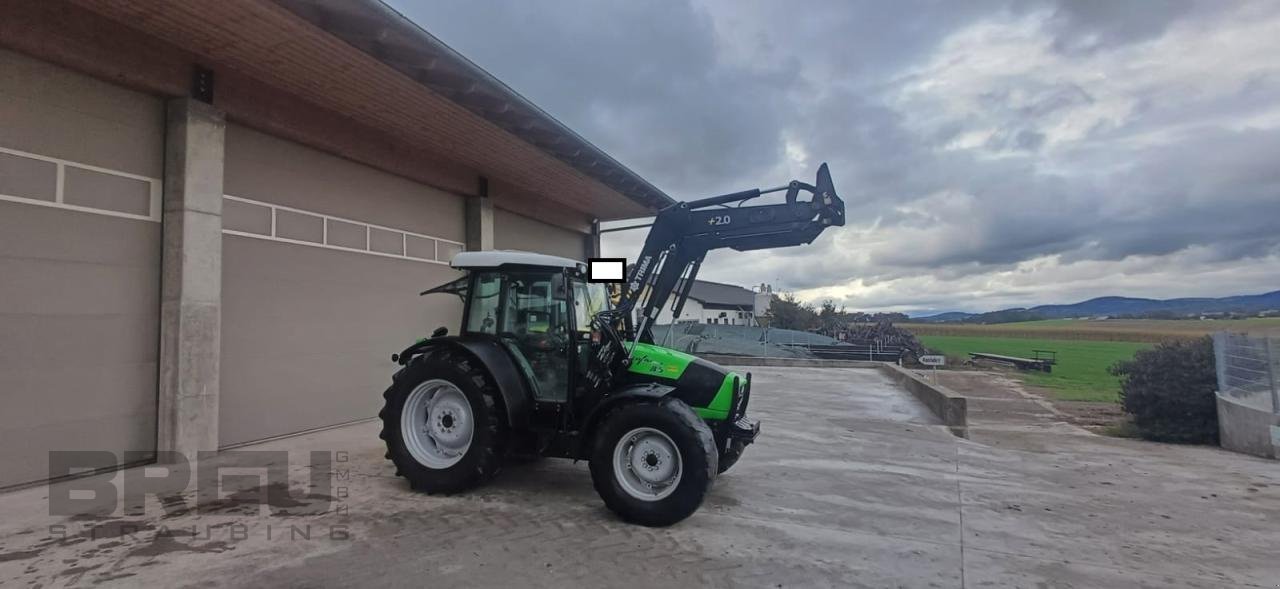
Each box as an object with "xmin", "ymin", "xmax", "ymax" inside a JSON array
[
  {"xmin": 576, "ymin": 382, "xmax": 676, "ymax": 456},
  {"xmin": 394, "ymin": 335, "xmax": 532, "ymax": 430}
]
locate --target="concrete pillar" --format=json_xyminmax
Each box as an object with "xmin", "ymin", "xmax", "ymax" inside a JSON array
[
  {"xmin": 157, "ymin": 98, "xmax": 225, "ymax": 461},
  {"xmin": 585, "ymin": 219, "xmax": 602, "ymax": 259},
  {"xmin": 465, "ymin": 194, "xmax": 494, "ymax": 251}
]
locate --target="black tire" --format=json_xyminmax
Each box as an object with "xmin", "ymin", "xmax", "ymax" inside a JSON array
[
  {"xmin": 378, "ymin": 349, "xmax": 506, "ymax": 494},
  {"xmin": 717, "ymin": 437, "xmax": 748, "ymax": 474},
  {"xmin": 589, "ymin": 399, "xmax": 717, "ymax": 527}
]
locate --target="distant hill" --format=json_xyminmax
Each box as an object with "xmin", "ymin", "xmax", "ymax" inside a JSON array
[
  {"xmin": 913, "ymin": 311, "xmax": 974, "ymax": 323},
  {"xmin": 912, "ymin": 290, "xmax": 1280, "ymax": 323}
]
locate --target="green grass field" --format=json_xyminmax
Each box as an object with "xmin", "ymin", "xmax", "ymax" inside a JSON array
[
  {"xmin": 902, "ymin": 317, "xmax": 1280, "ymax": 343},
  {"xmin": 919, "ymin": 335, "xmax": 1150, "ymax": 402}
]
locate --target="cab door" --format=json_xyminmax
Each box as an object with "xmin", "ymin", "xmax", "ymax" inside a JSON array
[{"xmin": 495, "ymin": 270, "xmax": 571, "ymax": 403}]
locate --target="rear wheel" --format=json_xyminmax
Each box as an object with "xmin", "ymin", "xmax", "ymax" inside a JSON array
[
  {"xmin": 379, "ymin": 350, "xmax": 506, "ymax": 493},
  {"xmin": 589, "ymin": 399, "xmax": 717, "ymax": 527}
]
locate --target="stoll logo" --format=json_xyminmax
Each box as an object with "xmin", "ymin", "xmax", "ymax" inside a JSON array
[{"xmin": 45, "ymin": 450, "xmax": 351, "ymax": 542}]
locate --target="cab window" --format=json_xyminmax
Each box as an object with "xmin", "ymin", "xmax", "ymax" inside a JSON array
[
  {"xmin": 572, "ymin": 281, "xmax": 612, "ymax": 333},
  {"xmin": 499, "ymin": 271, "xmax": 567, "ymax": 336},
  {"xmin": 465, "ymin": 272, "xmax": 501, "ymax": 334}
]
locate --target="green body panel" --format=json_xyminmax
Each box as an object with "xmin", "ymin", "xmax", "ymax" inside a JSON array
[
  {"xmin": 626, "ymin": 342, "xmax": 695, "ymax": 379},
  {"xmin": 626, "ymin": 342, "xmax": 737, "ymax": 420}
]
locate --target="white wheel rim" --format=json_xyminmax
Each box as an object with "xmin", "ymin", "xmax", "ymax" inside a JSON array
[
  {"xmin": 612, "ymin": 427, "xmax": 683, "ymax": 502},
  {"xmin": 401, "ymin": 379, "xmax": 474, "ymax": 469}
]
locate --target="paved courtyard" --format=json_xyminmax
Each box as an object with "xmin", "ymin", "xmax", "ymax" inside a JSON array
[{"xmin": 0, "ymin": 366, "xmax": 1276, "ymax": 588}]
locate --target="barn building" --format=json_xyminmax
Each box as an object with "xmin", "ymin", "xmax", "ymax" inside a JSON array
[{"xmin": 0, "ymin": 0, "xmax": 668, "ymax": 488}]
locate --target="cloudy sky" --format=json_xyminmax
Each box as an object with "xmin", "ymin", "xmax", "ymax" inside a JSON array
[{"xmin": 389, "ymin": 0, "xmax": 1280, "ymax": 315}]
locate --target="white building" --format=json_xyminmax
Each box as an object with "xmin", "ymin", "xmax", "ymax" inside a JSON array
[{"xmin": 655, "ymin": 280, "xmax": 772, "ymax": 326}]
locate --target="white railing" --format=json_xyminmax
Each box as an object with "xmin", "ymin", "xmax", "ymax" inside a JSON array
[
  {"xmin": 222, "ymin": 194, "xmax": 464, "ymax": 266},
  {"xmin": 0, "ymin": 145, "xmax": 161, "ymax": 222}
]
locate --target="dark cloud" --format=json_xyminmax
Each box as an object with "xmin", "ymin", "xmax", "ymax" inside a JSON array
[
  {"xmin": 389, "ymin": 0, "xmax": 795, "ymax": 196},
  {"xmin": 389, "ymin": 0, "xmax": 1280, "ymax": 312},
  {"xmin": 1044, "ymin": 0, "xmax": 1197, "ymax": 54}
]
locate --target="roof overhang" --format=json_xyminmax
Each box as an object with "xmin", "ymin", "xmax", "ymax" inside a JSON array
[
  {"xmin": 452, "ymin": 250, "xmax": 585, "ymax": 271},
  {"xmin": 62, "ymin": 0, "xmax": 672, "ymax": 221}
]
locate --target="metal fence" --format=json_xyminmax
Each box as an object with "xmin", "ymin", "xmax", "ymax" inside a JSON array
[
  {"xmin": 650, "ymin": 323, "xmax": 813, "ymax": 357},
  {"xmin": 1214, "ymin": 331, "xmax": 1280, "ymax": 414},
  {"xmin": 649, "ymin": 323, "xmax": 905, "ymax": 361}
]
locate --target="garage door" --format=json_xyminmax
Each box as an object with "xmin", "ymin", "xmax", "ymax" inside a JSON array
[
  {"xmin": 0, "ymin": 49, "xmax": 163, "ymax": 488},
  {"xmin": 219, "ymin": 125, "xmax": 466, "ymax": 447},
  {"xmin": 494, "ymin": 208, "xmax": 587, "ymax": 261}
]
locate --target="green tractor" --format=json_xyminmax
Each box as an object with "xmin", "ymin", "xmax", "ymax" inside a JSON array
[{"xmin": 380, "ymin": 164, "xmax": 844, "ymax": 526}]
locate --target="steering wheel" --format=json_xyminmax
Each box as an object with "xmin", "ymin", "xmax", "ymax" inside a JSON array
[
  {"xmin": 500, "ymin": 326, "xmax": 567, "ymax": 354},
  {"xmin": 524, "ymin": 331, "xmax": 566, "ymax": 352}
]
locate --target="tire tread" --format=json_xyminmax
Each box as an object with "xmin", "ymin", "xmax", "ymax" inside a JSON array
[
  {"xmin": 378, "ymin": 349, "xmax": 506, "ymax": 494},
  {"xmin": 589, "ymin": 399, "xmax": 717, "ymax": 527}
]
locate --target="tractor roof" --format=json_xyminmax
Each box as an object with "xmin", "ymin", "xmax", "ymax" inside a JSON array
[{"xmin": 451, "ymin": 250, "xmax": 585, "ymax": 271}]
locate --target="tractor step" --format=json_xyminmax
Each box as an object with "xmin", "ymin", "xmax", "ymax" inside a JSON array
[{"xmin": 727, "ymin": 416, "xmax": 760, "ymax": 442}]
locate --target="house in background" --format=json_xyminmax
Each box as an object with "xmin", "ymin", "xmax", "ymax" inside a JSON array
[{"xmin": 655, "ymin": 280, "xmax": 773, "ymax": 326}]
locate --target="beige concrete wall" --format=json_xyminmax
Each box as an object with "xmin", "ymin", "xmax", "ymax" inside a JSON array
[
  {"xmin": 0, "ymin": 203, "xmax": 162, "ymax": 487},
  {"xmin": 220, "ymin": 125, "xmax": 467, "ymax": 446},
  {"xmin": 219, "ymin": 237, "xmax": 462, "ymax": 446},
  {"xmin": 0, "ymin": 49, "xmax": 163, "ymax": 488},
  {"xmin": 1217, "ymin": 393, "xmax": 1279, "ymax": 459},
  {"xmin": 224, "ymin": 124, "xmax": 465, "ymax": 242},
  {"xmin": 0, "ymin": 48, "xmax": 163, "ymax": 178},
  {"xmin": 493, "ymin": 207, "xmax": 587, "ymax": 260}
]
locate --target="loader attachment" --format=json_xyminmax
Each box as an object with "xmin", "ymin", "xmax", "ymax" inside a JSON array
[{"xmin": 616, "ymin": 163, "xmax": 845, "ymax": 342}]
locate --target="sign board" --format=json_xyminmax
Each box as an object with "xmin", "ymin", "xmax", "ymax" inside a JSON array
[{"xmin": 919, "ymin": 355, "xmax": 946, "ymax": 366}]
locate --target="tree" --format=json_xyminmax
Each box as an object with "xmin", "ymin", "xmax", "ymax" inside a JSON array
[
  {"xmin": 818, "ymin": 300, "xmax": 845, "ymax": 334},
  {"xmin": 871, "ymin": 312, "xmax": 909, "ymax": 323},
  {"xmin": 765, "ymin": 293, "xmax": 817, "ymax": 330}
]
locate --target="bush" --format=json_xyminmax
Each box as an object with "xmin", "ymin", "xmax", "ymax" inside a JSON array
[{"xmin": 1108, "ymin": 336, "xmax": 1218, "ymax": 444}]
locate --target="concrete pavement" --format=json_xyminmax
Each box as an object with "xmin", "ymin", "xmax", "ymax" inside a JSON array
[{"xmin": 1, "ymin": 366, "xmax": 1277, "ymax": 587}]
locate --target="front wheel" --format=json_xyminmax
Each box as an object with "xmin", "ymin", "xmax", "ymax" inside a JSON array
[{"xmin": 589, "ymin": 399, "xmax": 717, "ymax": 527}]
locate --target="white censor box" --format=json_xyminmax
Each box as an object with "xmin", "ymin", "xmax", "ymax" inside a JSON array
[{"xmin": 588, "ymin": 258, "xmax": 626, "ymax": 282}]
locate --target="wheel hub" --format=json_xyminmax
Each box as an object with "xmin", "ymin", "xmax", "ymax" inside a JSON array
[
  {"xmin": 400, "ymin": 380, "xmax": 474, "ymax": 469},
  {"xmin": 613, "ymin": 427, "xmax": 682, "ymax": 501}
]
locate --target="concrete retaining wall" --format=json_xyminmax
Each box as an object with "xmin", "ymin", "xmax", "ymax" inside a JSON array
[
  {"xmin": 702, "ymin": 355, "xmax": 967, "ymax": 428},
  {"xmin": 878, "ymin": 364, "xmax": 968, "ymax": 428},
  {"xmin": 698, "ymin": 354, "xmax": 882, "ymax": 369},
  {"xmin": 1217, "ymin": 392, "xmax": 1279, "ymax": 459}
]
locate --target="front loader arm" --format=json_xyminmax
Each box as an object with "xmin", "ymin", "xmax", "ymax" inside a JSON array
[{"xmin": 617, "ymin": 163, "xmax": 845, "ymax": 343}]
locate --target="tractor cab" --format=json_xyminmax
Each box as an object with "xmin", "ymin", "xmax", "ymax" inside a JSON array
[{"xmin": 422, "ymin": 251, "xmax": 612, "ymax": 407}]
